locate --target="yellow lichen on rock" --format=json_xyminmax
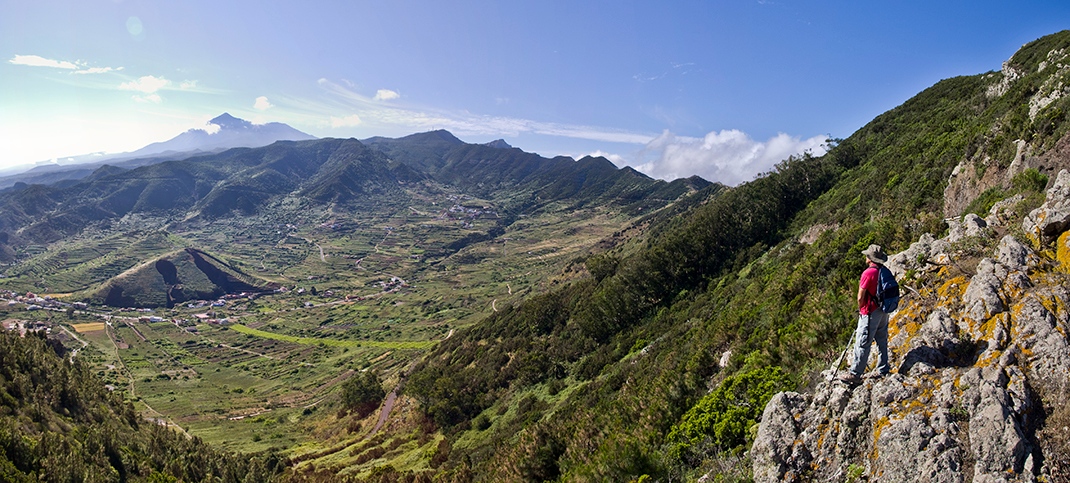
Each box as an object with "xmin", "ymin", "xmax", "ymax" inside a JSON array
[
  {"xmin": 936, "ymin": 276, "xmax": 968, "ymax": 302},
  {"xmin": 1056, "ymin": 230, "xmax": 1070, "ymax": 272},
  {"xmin": 872, "ymin": 415, "xmax": 892, "ymax": 460}
]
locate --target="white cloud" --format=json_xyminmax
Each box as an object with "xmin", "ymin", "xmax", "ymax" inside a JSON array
[
  {"xmin": 118, "ymin": 76, "xmax": 180, "ymax": 103},
  {"xmin": 179, "ymin": 80, "xmax": 198, "ymax": 90},
  {"xmin": 10, "ymin": 54, "xmax": 78, "ymax": 69},
  {"xmin": 10, "ymin": 54, "xmax": 120, "ymax": 74},
  {"xmin": 316, "ymin": 78, "xmax": 655, "ymax": 144},
  {"xmin": 373, "ymin": 89, "xmax": 400, "ymax": 101},
  {"xmin": 254, "ymin": 96, "xmax": 273, "ymax": 111},
  {"xmin": 73, "ymin": 66, "xmax": 117, "ymax": 75},
  {"xmin": 310, "ymin": 78, "xmax": 827, "ymax": 184},
  {"xmin": 119, "ymin": 75, "xmax": 170, "ymax": 93},
  {"xmin": 132, "ymin": 93, "xmax": 163, "ymax": 104},
  {"xmin": 633, "ymin": 129, "xmax": 827, "ymax": 185},
  {"xmin": 330, "ymin": 114, "xmax": 363, "ymax": 127},
  {"xmin": 202, "ymin": 121, "xmax": 221, "ymax": 134}
]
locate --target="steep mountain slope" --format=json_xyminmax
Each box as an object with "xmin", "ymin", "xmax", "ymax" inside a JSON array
[
  {"xmin": 91, "ymin": 247, "xmax": 280, "ymax": 308},
  {"xmin": 754, "ymin": 178, "xmax": 1070, "ymax": 481},
  {"xmin": 0, "ymin": 330, "xmax": 285, "ymax": 482},
  {"xmin": 385, "ymin": 30, "xmax": 1070, "ymax": 482}
]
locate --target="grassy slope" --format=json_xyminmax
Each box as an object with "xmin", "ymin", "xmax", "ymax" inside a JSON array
[
  {"xmin": 399, "ymin": 31, "xmax": 1070, "ymax": 482},
  {"xmin": 0, "ymin": 331, "xmax": 285, "ymax": 482}
]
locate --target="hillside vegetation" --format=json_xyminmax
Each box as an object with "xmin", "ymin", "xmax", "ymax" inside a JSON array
[
  {"xmin": 4, "ymin": 29, "xmax": 1070, "ymax": 483},
  {"xmin": 0, "ymin": 330, "xmax": 285, "ymax": 482},
  {"xmin": 0, "ymin": 118, "xmax": 710, "ymax": 477},
  {"xmin": 389, "ymin": 30, "xmax": 1070, "ymax": 481}
]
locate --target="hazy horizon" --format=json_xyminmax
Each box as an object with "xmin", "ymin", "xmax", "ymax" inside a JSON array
[{"xmin": 3, "ymin": 0, "xmax": 1069, "ymax": 185}]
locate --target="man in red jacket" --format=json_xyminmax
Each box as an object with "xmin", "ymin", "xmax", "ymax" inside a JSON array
[{"xmin": 840, "ymin": 244, "xmax": 892, "ymax": 384}]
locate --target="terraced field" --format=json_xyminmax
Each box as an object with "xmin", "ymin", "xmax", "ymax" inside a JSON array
[{"xmin": 1, "ymin": 179, "xmax": 653, "ymax": 453}]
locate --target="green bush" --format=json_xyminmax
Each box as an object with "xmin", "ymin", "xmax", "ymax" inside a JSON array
[
  {"xmin": 666, "ymin": 366, "xmax": 792, "ymax": 462},
  {"xmin": 340, "ymin": 370, "xmax": 386, "ymax": 418},
  {"xmin": 964, "ymin": 187, "xmax": 1009, "ymax": 217},
  {"xmin": 1011, "ymin": 168, "xmax": 1049, "ymax": 193}
]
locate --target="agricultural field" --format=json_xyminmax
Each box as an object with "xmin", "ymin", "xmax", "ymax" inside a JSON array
[{"xmin": 0, "ymin": 180, "xmax": 647, "ymax": 452}]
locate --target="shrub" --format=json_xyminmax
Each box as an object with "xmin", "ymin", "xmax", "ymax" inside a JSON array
[
  {"xmin": 666, "ymin": 366, "xmax": 792, "ymax": 463},
  {"xmin": 1011, "ymin": 168, "xmax": 1048, "ymax": 193},
  {"xmin": 340, "ymin": 370, "xmax": 386, "ymax": 418}
]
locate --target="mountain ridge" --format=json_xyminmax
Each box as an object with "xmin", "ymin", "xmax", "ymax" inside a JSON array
[
  {"xmin": 0, "ymin": 131, "xmax": 706, "ymax": 307},
  {"xmin": 128, "ymin": 112, "xmax": 316, "ymax": 159},
  {"xmin": 0, "ymin": 113, "xmax": 316, "ymax": 190},
  {"xmin": 754, "ymin": 173, "xmax": 1070, "ymax": 481},
  {"xmin": 6, "ymin": 29, "xmax": 1070, "ymax": 483},
  {"xmin": 389, "ymin": 30, "xmax": 1070, "ymax": 481}
]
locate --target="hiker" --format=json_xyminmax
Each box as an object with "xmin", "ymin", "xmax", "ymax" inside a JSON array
[{"xmin": 840, "ymin": 244, "xmax": 892, "ymax": 384}]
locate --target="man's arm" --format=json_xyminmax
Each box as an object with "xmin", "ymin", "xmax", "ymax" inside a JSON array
[{"xmin": 857, "ymin": 283, "xmax": 867, "ymax": 312}]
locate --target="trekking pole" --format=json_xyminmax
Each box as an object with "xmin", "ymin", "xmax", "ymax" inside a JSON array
[{"xmin": 826, "ymin": 326, "xmax": 855, "ymax": 380}]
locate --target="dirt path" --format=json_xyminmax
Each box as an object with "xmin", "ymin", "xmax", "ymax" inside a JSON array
[
  {"xmin": 126, "ymin": 322, "xmax": 148, "ymax": 342},
  {"xmin": 105, "ymin": 324, "xmax": 189, "ymax": 437},
  {"xmin": 369, "ymin": 388, "xmax": 398, "ymax": 436},
  {"xmin": 366, "ymin": 358, "xmax": 422, "ymax": 439},
  {"xmin": 58, "ymin": 325, "xmax": 89, "ymax": 359},
  {"xmin": 374, "ymin": 231, "xmax": 391, "ymax": 254}
]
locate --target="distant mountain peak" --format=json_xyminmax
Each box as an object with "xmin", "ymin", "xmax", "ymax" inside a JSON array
[
  {"xmin": 123, "ymin": 113, "xmax": 315, "ymax": 158},
  {"xmin": 208, "ymin": 112, "xmax": 251, "ymax": 130},
  {"xmin": 410, "ymin": 130, "xmax": 465, "ymax": 145},
  {"xmin": 483, "ymin": 139, "xmax": 512, "ymax": 149}
]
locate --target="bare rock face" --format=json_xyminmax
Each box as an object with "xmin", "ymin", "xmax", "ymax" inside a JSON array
[
  {"xmin": 886, "ymin": 233, "xmax": 951, "ymax": 277},
  {"xmin": 752, "ymin": 177, "xmax": 1070, "ymax": 482},
  {"xmin": 948, "ymin": 213, "xmax": 989, "ymax": 244},
  {"xmin": 1024, "ymin": 169, "xmax": 1070, "ymax": 245},
  {"xmin": 751, "ymin": 393, "xmax": 809, "ymax": 482},
  {"xmin": 987, "ymin": 194, "xmax": 1026, "ymax": 227}
]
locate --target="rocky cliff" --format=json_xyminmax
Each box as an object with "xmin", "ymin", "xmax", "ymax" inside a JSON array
[
  {"xmin": 752, "ymin": 171, "xmax": 1070, "ymax": 482},
  {"xmin": 943, "ymin": 41, "xmax": 1070, "ymax": 218}
]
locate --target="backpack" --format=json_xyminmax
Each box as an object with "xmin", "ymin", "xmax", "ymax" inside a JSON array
[{"xmin": 875, "ymin": 265, "xmax": 900, "ymax": 313}]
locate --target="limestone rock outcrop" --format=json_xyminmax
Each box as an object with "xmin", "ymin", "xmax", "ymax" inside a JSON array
[
  {"xmin": 1024, "ymin": 169, "xmax": 1070, "ymax": 245},
  {"xmin": 753, "ymin": 172, "xmax": 1070, "ymax": 482}
]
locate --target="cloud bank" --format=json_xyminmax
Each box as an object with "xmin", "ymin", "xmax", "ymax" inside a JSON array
[
  {"xmin": 330, "ymin": 114, "xmax": 362, "ymax": 127},
  {"xmin": 119, "ymin": 75, "xmax": 170, "ymax": 93},
  {"xmin": 313, "ymin": 78, "xmax": 825, "ymax": 185},
  {"xmin": 633, "ymin": 130, "xmax": 828, "ymax": 185},
  {"xmin": 316, "ymin": 78, "xmax": 653, "ymax": 144},
  {"xmin": 9, "ymin": 54, "xmax": 120, "ymax": 74},
  {"xmin": 119, "ymin": 75, "xmax": 171, "ymax": 103},
  {"xmin": 115, "ymin": 75, "xmax": 199, "ymax": 103}
]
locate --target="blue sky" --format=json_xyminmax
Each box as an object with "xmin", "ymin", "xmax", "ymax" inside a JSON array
[{"xmin": 2, "ymin": 1, "xmax": 1069, "ymax": 185}]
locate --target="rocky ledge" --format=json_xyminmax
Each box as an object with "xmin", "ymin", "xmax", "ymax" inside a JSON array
[{"xmin": 752, "ymin": 171, "xmax": 1070, "ymax": 482}]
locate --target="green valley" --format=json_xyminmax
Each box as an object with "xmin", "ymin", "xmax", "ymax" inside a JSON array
[{"xmin": 5, "ymin": 29, "xmax": 1070, "ymax": 483}]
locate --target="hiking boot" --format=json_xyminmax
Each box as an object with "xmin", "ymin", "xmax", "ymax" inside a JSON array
[{"xmin": 838, "ymin": 372, "xmax": 862, "ymax": 385}]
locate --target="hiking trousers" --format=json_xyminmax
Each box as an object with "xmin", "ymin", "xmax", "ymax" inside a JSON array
[{"xmin": 849, "ymin": 309, "xmax": 890, "ymax": 376}]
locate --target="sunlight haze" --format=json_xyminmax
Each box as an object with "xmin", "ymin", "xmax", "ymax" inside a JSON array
[{"xmin": 2, "ymin": 0, "xmax": 1069, "ymax": 184}]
